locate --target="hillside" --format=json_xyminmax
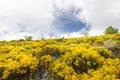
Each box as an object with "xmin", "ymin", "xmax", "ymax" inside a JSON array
[{"xmin": 0, "ymin": 33, "xmax": 120, "ymax": 80}]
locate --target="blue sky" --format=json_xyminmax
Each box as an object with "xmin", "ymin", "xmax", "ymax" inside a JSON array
[
  {"xmin": 0, "ymin": 0, "xmax": 120, "ymax": 40},
  {"xmin": 53, "ymin": 7, "xmax": 90, "ymax": 33}
]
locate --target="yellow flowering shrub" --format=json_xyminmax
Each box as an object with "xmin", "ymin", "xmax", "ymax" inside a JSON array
[
  {"xmin": 41, "ymin": 44, "xmax": 66, "ymax": 57},
  {"xmin": 51, "ymin": 59, "xmax": 79, "ymax": 80},
  {"xmin": 0, "ymin": 33, "xmax": 120, "ymax": 80},
  {"xmin": 49, "ymin": 42, "xmax": 119, "ymax": 80},
  {"xmin": 40, "ymin": 54, "xmax": 52, "ymax": 67},
  {"xmin": 0, "ymin": 47, "xmax": 39, "ymax": 80},
  {"xmin": 80, "ymin": 58, "xmax": 120, "ymax": 80},
  {"xmin": 0, "ymin": 46, "xmax": 14, "ymax": 54}
]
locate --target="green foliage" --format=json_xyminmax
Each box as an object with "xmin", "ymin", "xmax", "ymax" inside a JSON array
[
  {"xmin": 104, "ymin": 26, "xmax": 119, "ymax": 34},
  {"xmin": 18, "ymin": 39, "xmax": 25, "ymax": 41},
  {"xmin": 84, "ymin": 32, "xmax": 89, "ymax": 37},
  {"xmin": 24, "ymin": 36, "xmax": 33, "ymax": 41}
]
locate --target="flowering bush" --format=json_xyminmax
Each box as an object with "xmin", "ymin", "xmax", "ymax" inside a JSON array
[
  {"xmin": 49, "ymin": 43, "xmax": 119, "ymax": 80},
  {"xmin": 0, "ymin": 33, "xmax": 120, "ymax": 80}
]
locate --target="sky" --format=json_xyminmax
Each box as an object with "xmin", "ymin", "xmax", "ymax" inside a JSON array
[{"xmin": 0, "ymin": 0, "xmax": 120, "ymax": 40}]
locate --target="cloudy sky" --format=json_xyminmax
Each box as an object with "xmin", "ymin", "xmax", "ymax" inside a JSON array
[{"xmin": 0, "ymin": 0, "xmax": 120, "ymax": 40}]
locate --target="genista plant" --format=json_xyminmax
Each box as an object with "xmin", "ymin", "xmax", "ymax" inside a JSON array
[{"xmin": 0, "ymin": 33, "xmax": 120, "ymax": 80}]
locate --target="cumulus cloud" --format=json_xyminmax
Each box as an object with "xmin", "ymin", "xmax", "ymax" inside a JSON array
[
  {"xmin": 0, "ymin": 0, "xmax": 120, "ymax": 40},
  {"xmin": 75, "ymin": 0, "xmax": 120, "ymax": 35},
  {"xmin": 53, "ymin": 0, "xmax": 120, "ymax": 36},
  {"xmin": 53, "ymin": 6, "xmax": 90, "ymax": 33},
  {"xmin": 0, "ymin": 0, "xmax": 57, "ymax": 40}
]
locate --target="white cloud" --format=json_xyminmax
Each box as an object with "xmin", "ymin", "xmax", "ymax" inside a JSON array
[
  {"xmin": 59, "ymin": 32, "xmax": 82, "ymax": 38},
  {"xmin": 1, "ymin": 32, "xmax": 32, "ymax": 40},
  {"xmin": 75, "ymin": 0, "xmax": 120, "ymax": 35},
  {"xmin": 0, "ymin": 0, "xmax": 58, "ymax": 40},
  {"xmin": 57, "ymin": 28, "xmax": 86, "ymax": 38},
  {"xmin": 53, "ymin": 0, "xmax": 120, "ymax": 36},
  {"xmin": 0, "ymin": 0, "xmax": 120, "ymax": 40}
]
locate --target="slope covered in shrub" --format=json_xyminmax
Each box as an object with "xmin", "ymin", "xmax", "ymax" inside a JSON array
[{"xmin": 0, "ymin": 33, "xmax": 120, "ymax": 80}]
